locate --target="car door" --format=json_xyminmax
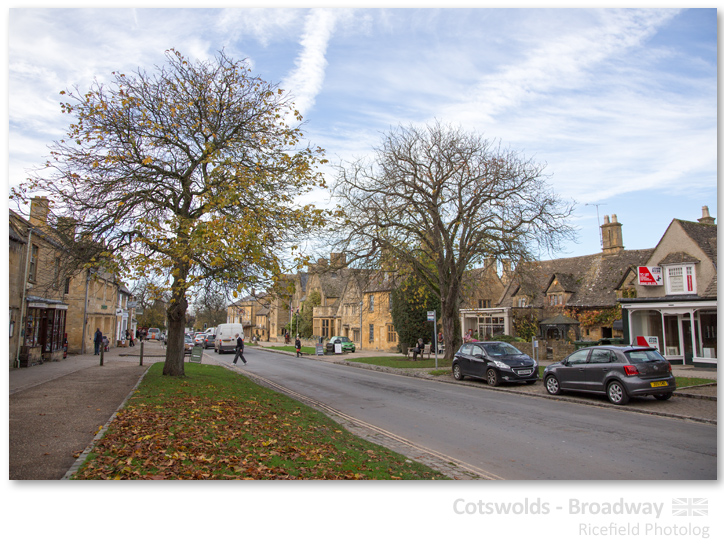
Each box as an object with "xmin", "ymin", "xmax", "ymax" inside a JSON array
[
  {"xmin": 468, "ymin": 344, "xmax": 489, "ymax": 378},
  {"xmin": 584, "ymin": 348, "xmax": 615, "ymax": 392},
  {"xmin": 557, "ymin": 348, "xmax": 591, "ymax": 390},
  {"xmin": 457, "ymin": 344, "xmax": 474, "ymax": 376}
]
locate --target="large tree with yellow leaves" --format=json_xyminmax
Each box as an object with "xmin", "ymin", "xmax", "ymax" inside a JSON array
[{"xmin": 16, "ymin": 49, "xmax": 328, "ymax": 376}]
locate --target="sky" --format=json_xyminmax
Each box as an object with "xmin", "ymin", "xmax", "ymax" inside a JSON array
[
  {"xmin": 5, "ymin": 6, "xmax": 718, "ymax": 261},
  {"xmin": 2, "ymin": 5, "xmax": 720, "ymax": 547}
]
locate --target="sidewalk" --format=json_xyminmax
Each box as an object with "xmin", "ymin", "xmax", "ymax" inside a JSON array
[{"xmin": 9, "ymin": 341, "xmax": 163, "ymax": 479}]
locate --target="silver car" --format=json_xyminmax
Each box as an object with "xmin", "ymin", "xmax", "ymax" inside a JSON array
[{"xmin": 543, "ymin": 346, "xmax": 676, "ymax": 405}]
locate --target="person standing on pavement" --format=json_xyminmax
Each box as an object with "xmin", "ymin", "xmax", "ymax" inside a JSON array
[
  {"xmin": 295, "ymin": 335, "xmax": 302, "ymax": 357},
  {"xmin": 232, "ymin": 333, "xmax": 247, "ymax": 365},
  {"xmin": 94, "ymin": 328, "xmax": 103, "ymax": 355}
]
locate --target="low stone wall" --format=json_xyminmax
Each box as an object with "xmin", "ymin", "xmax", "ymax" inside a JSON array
[{"xmin": 515, "ymin": 340, "xmax": 575, "ymax": 362}]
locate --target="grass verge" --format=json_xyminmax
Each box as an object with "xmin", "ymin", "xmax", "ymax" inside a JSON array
[
  {"xmin": 72, "ymin": 362, "xmax": 447, "ymax": 480},
  {"xmin": 353, "ymin": 356, "xmax": 452, "ymax": 369}
]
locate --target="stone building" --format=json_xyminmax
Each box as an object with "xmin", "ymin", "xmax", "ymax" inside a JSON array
[
  {"xmin": 620, "ymin": 207, "xmax": 717, "ymax": 368},
  {"xmin": 9, "ymin": 197, "xmax": 134, "ymax": 365},
  {"xmin": 8, "ymin": 202, "xmax": 69, "ymax": 367},
  {"xmin": 493, "ymin": 214, "xmax": 652, "ymax": 343}
]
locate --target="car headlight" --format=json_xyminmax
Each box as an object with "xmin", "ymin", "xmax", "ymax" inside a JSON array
[{"xmin": 492, "ymin": 360, "xmax": 510, "ymax": 369}]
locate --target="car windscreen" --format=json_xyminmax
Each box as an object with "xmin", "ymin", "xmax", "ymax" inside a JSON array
[
  {"xmin": 625, "ymin": 349, "xmax": 666, "ymax": 363},
  {"xmin": 482, "ymin": 343, "xmax": 523, "ymax": 357}
]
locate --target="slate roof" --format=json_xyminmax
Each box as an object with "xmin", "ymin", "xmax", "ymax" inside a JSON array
[{"xmin": 500, "ymin": 248, "xmax": 654, "ymax": 309}]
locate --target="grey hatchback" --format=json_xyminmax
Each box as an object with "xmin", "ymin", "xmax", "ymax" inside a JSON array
[
  {"xmin": 452, "ymin": 341, "xmax": 538, "ymax": 386},
  {"xmin": 543, "ymin": 345, "xmax": 676, "ymax": 405}
]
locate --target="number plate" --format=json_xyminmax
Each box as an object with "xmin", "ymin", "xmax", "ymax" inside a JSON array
[
  {"xmin": 517, "ymin": 370, "xmax": 533, "ymax": 376},
  {"xmin": 650, "ymin": 381, "xmax": 669, "ymax": 388}
]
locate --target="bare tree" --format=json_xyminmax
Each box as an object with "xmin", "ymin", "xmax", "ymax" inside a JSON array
[
  {"xmin": 14, "ymin": 49, "xmax": 328, "ymax": 376},
  {"xmin": 328, "ymin": 121, "xmax": 575, "ymax": 357}
]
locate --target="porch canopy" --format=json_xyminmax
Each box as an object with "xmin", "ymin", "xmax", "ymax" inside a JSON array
[{"xmin": 538, "ymin": 313, "xmax": 580, "ymax": 341}]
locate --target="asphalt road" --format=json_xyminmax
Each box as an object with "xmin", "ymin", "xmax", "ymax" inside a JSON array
[{"xmin": 209, "ymin": 347, "xmax": 716, "ymax": 480}]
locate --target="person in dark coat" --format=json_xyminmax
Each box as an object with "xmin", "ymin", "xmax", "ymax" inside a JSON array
[
  {"xmin": 412, "ymin": 337, "xmax": 424, "ymax": 361},
  {"xmin": 94, "ymin": 328, "xmax": 103, "ymax": 355},
  {"xmin": 295, "ymin": 335, "xmax": 302, "ymax": 357},
  {"xmin": 232, "ymin": 333, "xmax": 247, "ymax": 365}
]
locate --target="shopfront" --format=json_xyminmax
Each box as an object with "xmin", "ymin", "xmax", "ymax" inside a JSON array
[
  {"xmin": 459, "ymin": 307, "xmax": 512, "ymax": 341},
  {"xmin": 21, "ymin": 296, "xmax": 68, "ymax": 365},
  {"xmin": 621, "ymin": 298, "xmax": 717, "ymax": 368}
]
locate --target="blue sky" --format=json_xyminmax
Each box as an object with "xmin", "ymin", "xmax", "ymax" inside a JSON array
[{"xmin": 6, "ymin": 7, "xmax": 717, "ymax": 260}]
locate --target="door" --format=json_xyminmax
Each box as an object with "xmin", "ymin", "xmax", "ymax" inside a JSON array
[
  {"xmin": 681, "ymin": 318, "xmax": 694, "ymax": 364},
  {"xmin": 557, "ymin": 348, "xmax": 591, "ymax": 390},
  {"xmin": 584, "ymin": 348, "xmax": 615, "ymax": 392},
  {"xmin": 468, "ymin": 343, "xmax": 489, "ymax": 378}
]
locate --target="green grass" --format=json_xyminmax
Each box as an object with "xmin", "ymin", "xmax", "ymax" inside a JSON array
[
  {"xmin": 676, "ymin": 376, "xmax": 716, "ymax": 388},
  {"xmin": 353, "ymin": 356, "xmax": 453, "ymax": 369},
  {"xmin": 265, "ymin": 345, "xmax": 318, "ymax": 355},
  {"xmin": 72, "ymin": 362, "xmax": 446, "ymax": 480}
]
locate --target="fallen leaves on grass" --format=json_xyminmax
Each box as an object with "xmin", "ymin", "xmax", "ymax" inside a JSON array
[{"xmin": 74, "ymin": 395, "xmax": 435, "ymax": 480}]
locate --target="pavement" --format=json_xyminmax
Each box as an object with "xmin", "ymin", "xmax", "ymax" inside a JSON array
[{"xmin": 7, "ymin": 339, "xmax": 717, "ymax": 480}]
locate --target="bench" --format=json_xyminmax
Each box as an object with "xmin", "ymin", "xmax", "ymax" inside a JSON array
[{"xmin": 407, "ymin": 343, "xmax": 432, "ymax": 360}]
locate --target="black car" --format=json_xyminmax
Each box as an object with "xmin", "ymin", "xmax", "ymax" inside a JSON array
[
  {"xmin": 452, "ymin": 341, "xmax": 538, "ymax": 386},
  {"xmin": 203, "ymin": 333, "xmax": 216, "ymax": 349},
  {"xmin": 543, "ymin": 345, "xmax": 676, "ymax": 405}
]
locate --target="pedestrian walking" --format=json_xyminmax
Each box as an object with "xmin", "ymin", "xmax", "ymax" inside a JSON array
[
  {"xmin": 232, "ymin": 333, "xmax": 247, "ymax": 365},
  {"xmin": 295, "ymin": 335, "xmax": 302, "ymax": 357},
  {"xmin": 94, "ymin": 328, "xmax": 103, "ymax": 355},
  {"xmin": 129, "ymin": 330, "xmax": 135, "ymax": 347}
]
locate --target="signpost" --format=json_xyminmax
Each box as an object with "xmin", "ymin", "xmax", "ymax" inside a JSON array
[{"xmin": 428, "ymin": 310, "xmax": 438, "ymax": 369}]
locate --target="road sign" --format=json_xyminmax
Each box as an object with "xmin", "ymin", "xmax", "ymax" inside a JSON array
[{"xmin": 427, "ymin": 311, "xmax": 436, "ymax": 321}]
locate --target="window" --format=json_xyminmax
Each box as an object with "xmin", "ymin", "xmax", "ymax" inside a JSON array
[
  {"xmin": 517, "ymin": 297, "xmax": 527, "ymax": 307},
  {"xmin": 369, "ymin": 295, "xmax": 374, "ymax": 312},
  {"xmin": 386, "ymin": 324, "xmax": 397, "ymax": 342},
  {"xmin": 369, "ymin": 324, "xmax": 374, "ymax": 342},
  {"xmin": 665, "ymin": 264, "xmax": 696, "ymax": 295},
  {"xmin": 590, "ymin": 349, "xmax": 615, "ymax": 364},
  {"xmin": 388, "ymin": 294, "xmax": 393, "ymax": 312},
  {"xmin": 28, "ymin": 245, "xmax": 39, "ymax": 282},
  {"xmin": 321, "ymin": 319, "xmax": 330, "ymax": 338}
]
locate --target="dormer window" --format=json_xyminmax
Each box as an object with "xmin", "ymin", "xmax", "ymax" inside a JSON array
[{"xmin": 665, "ymin": 264, "xmax": 696, "ymax": 295}]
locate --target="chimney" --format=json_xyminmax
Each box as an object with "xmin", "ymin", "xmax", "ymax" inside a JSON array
[
  {"xmin": 56, "ymin": 217, "xmax": 77, "ymax": 242},
  {"xmin": 501, "ymin": 259, "xmax": 512, "ymax": 286},
  {"xmin": 330, "ymin": 253, "xmax": 347, "ymax": 268},
  {"xmin": 698, "ymin": 206, "xmax": 715, "ymax": 225},
  {"xmin": 601, "ymin": 214, "xmax": 624, "ymax": 255},
  {"xmin": 29, "ymin": 196, "xmax": 50, "ymax": 226}
]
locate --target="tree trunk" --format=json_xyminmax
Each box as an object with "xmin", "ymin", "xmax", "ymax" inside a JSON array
[
  {"xmin": 440, "ymin": 284, "xmax": 461, "ymax": 360},
  {"xmin": 163, "ymin": 266, "xmax": 189, "ymax": 377}
]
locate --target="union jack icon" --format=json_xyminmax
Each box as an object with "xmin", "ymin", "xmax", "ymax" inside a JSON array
[{"xmin": 672, "ymin": 498, "xmax": 708, "ymax": 516}]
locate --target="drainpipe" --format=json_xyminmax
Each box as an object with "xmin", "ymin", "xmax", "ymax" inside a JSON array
[
  {"xmin": 81, "ymin": 269, "xmax": 91, "ymax": 355},
  {"xmin": 16, "ymin": 228, "xmax": 33, "ymax": 368}
]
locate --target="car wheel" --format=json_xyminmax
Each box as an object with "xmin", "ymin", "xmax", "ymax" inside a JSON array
[
  {"xmin": 452, "ymin": 363, "xmax": 464, "ymax": 381},
  {"xmin": 607, "ymin": 381, "xmax": 630, "ymax": 405},
  {"xmin": 545, "ymin": 375, "xmax": 562, "ymax": 395},
  {"xmin": 486, "ymin": 368, "xmax": 500, "ymax": 387},
  {"xmin": 654, "ymin": 392, "xmax": 673, "ymax": 401}
]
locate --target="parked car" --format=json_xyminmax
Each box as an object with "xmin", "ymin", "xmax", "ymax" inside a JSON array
[
  {"xmin": 184, "ymin": 334, "xmax": 194, "ymax": 355},
  {"xmin": 452, "ymin": 341, "xmax": 538, "ymax": 386},
  {"xmin": 148, "ymin": 327, "xmax": 162, "ymax": 340},
  {"xmin": 543, "ymin": 345, "xmax": 676, "ymax": 405},
  {"xmin": 326, "ymin": 336, "xmax": 356, "ymax": 353},
  {"xmin": 203, "ymin": 333, "xmax": 216, "ymax": 349}
]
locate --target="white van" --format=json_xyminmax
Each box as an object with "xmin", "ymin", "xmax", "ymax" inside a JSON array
[{"xmin": 215, "ymin": 324, "xmax": 244, "ymax": 353}]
